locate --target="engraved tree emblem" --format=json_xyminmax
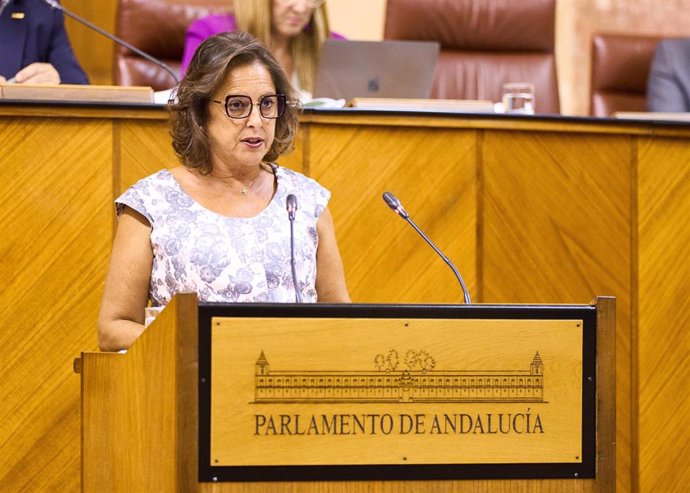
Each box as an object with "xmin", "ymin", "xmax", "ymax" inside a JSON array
[
  {"xmin": 386, "ymin": 349, "xmax": 399, "ymax": 372},
  {"xmin": 374, "ymin": 350, "xmax": 400, "ymax": 372},
  {"xmin": 375, "ymin": 349, "xmax": 436, "ymax": 373},
  {"xmin": 404, "ymin": 350, "xmax": 436, "ymax": 372}
]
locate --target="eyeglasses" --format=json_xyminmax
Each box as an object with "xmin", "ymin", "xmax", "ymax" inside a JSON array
[{"xmin": 210, "ymin": 94, "xmax": 287, "ymax": 119}]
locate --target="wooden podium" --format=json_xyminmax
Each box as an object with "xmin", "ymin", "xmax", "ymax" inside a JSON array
[{"xmin": 79, "ymin": 294, "xmax": 615, "ymax": 492}]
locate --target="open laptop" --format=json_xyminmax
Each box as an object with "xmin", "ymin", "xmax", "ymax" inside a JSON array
[{"xmin": 313, "ymin": 39, "xmax": 440, "ymax": 101}]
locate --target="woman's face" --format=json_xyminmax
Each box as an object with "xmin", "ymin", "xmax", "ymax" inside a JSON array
[
  {"xmin": 271, "ymin": 0, "xmax": 317, "ymax": 40},
  {"xmin": 206, "ymin": 61, "xmax": 277, "ymax": 171}
]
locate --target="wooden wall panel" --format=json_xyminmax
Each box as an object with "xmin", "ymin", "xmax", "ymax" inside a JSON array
[
  {"xmin": 118, "ymin": 120, "xmax": 177, "ymax": 194},
  {"xmin": 116, "ymin": 119, "xmax": 305, "ymax": 197},
  {"xmin": 0, "ymin": 118, "xmax": 112, "ymax": 491},
  {"xmin": 62, "ymin": 0, "xmax": 117, "ymax": 86},
  {"xmin": 2, "ymin": 106, "xmax": 689, "ymax": 491},
  {"xmin": 481, "ymin": 131, "xmax": 633, "ymax": 492},
  {"xmin": 481, "ymin": 131, "xmax": 632, "ymax": 302},
  {"xmin": 636, "ymin": 137, "xmax": 690, "ymax": 492},
  {"xmin": 308, "ymin": 124, "xmax": 477, "ymax": 304}
]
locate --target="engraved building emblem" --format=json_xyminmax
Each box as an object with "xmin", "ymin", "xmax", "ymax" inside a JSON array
[{"xmin": 254, "ymin": 350, "xmax": 544, "ymax": 403}]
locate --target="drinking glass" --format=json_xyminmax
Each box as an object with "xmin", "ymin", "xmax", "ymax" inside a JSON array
[{"xmin": 502, "ymin": 82, "xmax": 535, "ymax": 114}]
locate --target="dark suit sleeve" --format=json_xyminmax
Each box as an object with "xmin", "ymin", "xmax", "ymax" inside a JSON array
[
  {"xmin": 646, "ymin": 41, "xmax": 689, "ymax": 112},
  {"xmin": 48, "ymin": 8, "xmax": 89, "ymax": 84}
]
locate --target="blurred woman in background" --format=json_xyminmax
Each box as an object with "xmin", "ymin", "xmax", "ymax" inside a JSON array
[{"xmin": 181, "ymin": 0, "xmax": 343, "ymax": 100}]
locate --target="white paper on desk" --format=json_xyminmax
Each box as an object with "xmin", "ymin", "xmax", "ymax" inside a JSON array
[
  {"xmin": 154, "ymin": 87, "xmax": 178, "ymax": 104},
  {"xmin": 613, "ymin": 111, "xmax": 690, "ymax": 121},
  {"xmin": 303, "ymin": 97, "xmax": 346, "ymax": 109}
]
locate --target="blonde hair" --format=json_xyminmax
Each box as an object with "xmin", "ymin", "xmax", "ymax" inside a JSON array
[{"xmin": 233, "ymin": 0, "xmax": 331, "ymax": 93}]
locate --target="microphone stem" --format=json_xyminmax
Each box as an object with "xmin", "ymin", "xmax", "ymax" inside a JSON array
[
  {"xmin": 289, "ymin": 219, "xmax": 303, "ymax": 303},
  {"xmin": 404, "ymin": 216, "xmax": 472, "ymax": 304},
  {"xmin": 47, "ymin": 1, "xmax": 180, "ymax": 85}
]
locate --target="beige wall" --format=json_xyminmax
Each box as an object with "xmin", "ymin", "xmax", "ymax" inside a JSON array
[{"xmin": 327, "ymin": 0, "xmax": 387, "ymax": 40}]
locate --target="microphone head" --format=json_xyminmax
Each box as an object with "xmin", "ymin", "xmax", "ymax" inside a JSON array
[
  {"xmin": 382, "ymin": 191, "xmax": 409, "ymax": 219},
  {"xmin": 286, "ymin": 194, "xmax": 298, "ymax": 221}
]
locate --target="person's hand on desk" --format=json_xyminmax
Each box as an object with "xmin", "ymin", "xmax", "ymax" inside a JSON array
[{"xmin": 11, "ymin": 63, "xmax": 61, "ymax": 84}]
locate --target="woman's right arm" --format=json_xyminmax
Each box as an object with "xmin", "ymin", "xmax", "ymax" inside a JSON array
[{"xmin": 97, "ymin": 207, "xmax": 154, "ymax": 352}]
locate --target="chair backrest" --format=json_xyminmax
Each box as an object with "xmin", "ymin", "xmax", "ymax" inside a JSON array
[
  {"xmin": 114, "ymin": 0, "xmax": 231, "ymax": 90},
  {"xmin": 383, "ymin": 0, "xmax": 559, "ymax": 113},
  {"xmin": 590, "ymin": 33, "xmax": 663, "ymax": 117}
]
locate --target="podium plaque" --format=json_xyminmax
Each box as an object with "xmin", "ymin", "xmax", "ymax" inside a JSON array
[{"xmin": 198, "ymin": 303, "xmax": 596, "ymax": 482}]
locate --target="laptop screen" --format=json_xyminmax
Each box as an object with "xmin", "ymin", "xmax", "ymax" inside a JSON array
[{"xmin": 313, "ymin": 39, "xmax": 440, "ymax": 101}]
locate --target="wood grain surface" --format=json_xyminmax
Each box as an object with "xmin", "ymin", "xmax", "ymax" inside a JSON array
[
  {"xmin": 0, "ymin": 115, "xmax": 112, "ymax": 491},
  {"xmin": 636, "ymin": 137, "xmax": 690, "ymax": 492},
  {"xmin": 1, "ymin": 105, "xmax": 688, "ymax": 491}
]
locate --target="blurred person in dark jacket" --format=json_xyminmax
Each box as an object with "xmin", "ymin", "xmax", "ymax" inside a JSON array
[{"xmin": 0, "ymin": 0, "xmax": 88, "ymax": 84}]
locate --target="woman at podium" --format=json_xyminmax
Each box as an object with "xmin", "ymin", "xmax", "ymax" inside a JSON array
[{"xmin": 97, "ymin": 31, "xmax": 349, "ymax": 352}]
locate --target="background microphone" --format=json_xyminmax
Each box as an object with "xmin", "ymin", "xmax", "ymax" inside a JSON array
[
  {"xmin": 0, "ymin": 0, "xmax": 10, "ymax": 17},
  {"xmin": 41, "ymin": 0, "xmax": 180, "ymax": 86},
  {"xmin": 382, "ymin": 191, "xmax": 472, "ymax": 304},
  {"xmin": 286, "ymin": 194, "xmax": 302, "ymax": 303}
]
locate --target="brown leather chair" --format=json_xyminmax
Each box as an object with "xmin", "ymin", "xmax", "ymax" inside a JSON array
[
  {"xmin": 114, "ymin": 0, "xmax": 231, "ymax": 90},
  {"xmin": 589, "ymin": 33, "xmax": 663, "ymax": 117},
  {"xmin": 383, "ymin": 0, "xmax": 559, "ymax": 113}
]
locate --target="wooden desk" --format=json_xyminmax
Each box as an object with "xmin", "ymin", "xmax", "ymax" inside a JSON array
[{"xmin": 1, "ymin": 102, "xmax": 688, "ymax": 492}]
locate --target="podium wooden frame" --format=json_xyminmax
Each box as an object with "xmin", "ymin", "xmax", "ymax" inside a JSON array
[{"xmin": 80, "ymin": 294, "xmax": 615, "ymax": 492}]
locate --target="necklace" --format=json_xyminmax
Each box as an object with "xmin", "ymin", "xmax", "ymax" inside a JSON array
[
  {"xmin": 238, "ymin": 163, "xmax": 273, "ymax": 195},
  {"xmin": 212, "ymin": 168, "xmax": 263, "ymax": 195},
  {"xmin": 239, "ymin": 172, "xmax": 261, "ymax": 195}
]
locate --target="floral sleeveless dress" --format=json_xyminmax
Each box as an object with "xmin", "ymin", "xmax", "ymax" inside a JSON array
[{"xmin": 115, "ymin": 164, "xmax": 329, "ymax": 306}]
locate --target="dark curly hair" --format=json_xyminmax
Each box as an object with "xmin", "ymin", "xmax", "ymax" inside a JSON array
[{"xmin": 168, "ymin": 31, "xmax": 301, "ymax": 174}]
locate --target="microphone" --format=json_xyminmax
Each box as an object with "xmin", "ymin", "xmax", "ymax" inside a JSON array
[
  {"xmin": 382, "ymin": 191, "xmax": 472, "ymax": 304},
  {"xmin": 286, "ymin": 194, "xmax": 302, "ymax": 303},
  {"xmin": 41, "ymin": 0, "xmax": 180, "ymax": 86},
  {"xmin": 287, "ymin": 194, "xmax": 297, "ymax": 222}
]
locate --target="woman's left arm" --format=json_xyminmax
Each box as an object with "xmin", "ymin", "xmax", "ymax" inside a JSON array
[{"xmin": 315, "ymin": 207, "xmax": 350, "ymax": 302}]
